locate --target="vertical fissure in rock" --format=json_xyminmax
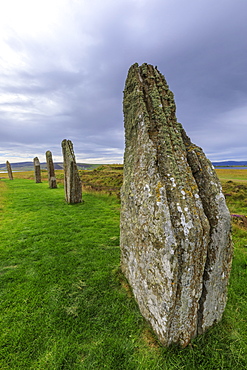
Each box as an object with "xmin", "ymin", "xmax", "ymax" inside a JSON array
[
  {"xmin": 140, "ymin": 66, "xmax": 183, "ymax": 337},
  {"xmin": 197, "ymin": 254, "xmax": 210, "ymax": 333},
  {"xmin": 138, "ymin": 65, "xmax": 203, "ymax": 343}
]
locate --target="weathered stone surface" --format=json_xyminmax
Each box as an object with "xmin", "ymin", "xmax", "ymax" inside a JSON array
[
  {"xmin": 61, "ymin": 139, "xmax": 82, "ymax": 204},
  {"xmin": 33, "ymin": 157, "xmax": 42, "ymax": 183},
  {"xmin": 46, "ymin": 150, "xmax": 57, "ymax": 189},
  {"xmin": 6, "ymin": 161, "xmax": 13, "ymax": 180},
  {"xmin": 120, "ymin": 63, "xmax": 233, "ymax": 347},
  {"xmin": 181, "ymin": 130, "xmax": 233, "ymax": 336}
]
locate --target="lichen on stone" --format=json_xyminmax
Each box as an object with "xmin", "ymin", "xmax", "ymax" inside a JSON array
[{"xmin": 120, "ymin": 63, "xmax": 233, "ymax": 347}]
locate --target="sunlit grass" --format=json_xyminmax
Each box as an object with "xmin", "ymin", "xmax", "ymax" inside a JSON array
[{"xmin": 216, "ymin": 168, "xmax": 247, "ymax": 183}]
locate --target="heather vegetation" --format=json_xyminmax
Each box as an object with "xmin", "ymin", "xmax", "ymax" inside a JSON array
[
  {"xmin": 0, "ymin": 168, "xmax": 247, "ymax": 368},
  {"xmin": 79, "ymin": 164, "xmax": 123, "ymax": 197}
]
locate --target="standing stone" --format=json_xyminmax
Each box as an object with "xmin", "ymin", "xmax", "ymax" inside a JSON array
[
  {"xmin": 120, "ymin": 63, "xmax": 233, "ymax": 347},
  {"xmin": 33, "ymin": 157, "xmax": 42, "ymax": 183},
  {"xmin": 46, "ymin": 150, "xmax": 57, "ymax": 189},
  {"xmin": 6, "ymin": 161, "xmax": 13, "ymax": 180},
  {"xmin": 61, "ymin": 139, "xmax": 82, "ymax": 204}
]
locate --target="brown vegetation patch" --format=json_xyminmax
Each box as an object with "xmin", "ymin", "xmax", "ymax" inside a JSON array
[
  {"xmin": 231, "ymin": 214, "xmax": 247, "ymax": 229},
  {"xmin": 80, "ymin": 164, "xmax": 123, "ymax": 197},
  {"xmin": 215, "ymin": 168, "xmax": 247, "ymax": 183},
  {"xmin": 120, "ymin": 279, "xmax": 133, "ymax": 298},
  {"xmin": 141, "ymin": 328, "xmax": 160, "ymax": 349},
  {"xmin": 113, "ymin": 267, "xmax": 133, "ymax": 298},
  {"xmin": 0, "ymin": 180, "xmax": 8, "ymax": 209}
]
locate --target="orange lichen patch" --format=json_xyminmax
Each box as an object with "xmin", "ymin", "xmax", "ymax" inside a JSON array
[{"xmin": 156, "ymin": 181, "xmax": 163, "ymax": 202}]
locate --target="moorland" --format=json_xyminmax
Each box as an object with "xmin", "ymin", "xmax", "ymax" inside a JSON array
[{"xmin": 0, "ymin": 166, "xmax": 247, "ymax": 369}]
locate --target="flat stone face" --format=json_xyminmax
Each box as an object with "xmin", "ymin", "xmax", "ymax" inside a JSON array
[
  {"xmin": 61, "ymin": 139, "xmax": 82, "ymax": 204},
  {"xmin": 120, "ymin": 63, "xmax": 233, "ymax": 347},
  {"xmin": 33, "ymin": 157, "xmax": 42, "ymax": 183},
  {"xmin": 46, "ymin": 150, "xmax": 57, "ymax": 189}
]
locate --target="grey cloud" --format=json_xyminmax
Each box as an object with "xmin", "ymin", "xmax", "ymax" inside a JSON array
[{"xmin": 0, "ymin": 0, "xmax": 247, "ymax": 163}]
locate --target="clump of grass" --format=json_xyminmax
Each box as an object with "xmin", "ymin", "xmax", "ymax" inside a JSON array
[
  {"xmin": 221, "ymin": 181, "xmax": 247, "ymax": 216},
  {"xmin": 1, "ymin": 175, "xmax": 247, "ymax": 369}
]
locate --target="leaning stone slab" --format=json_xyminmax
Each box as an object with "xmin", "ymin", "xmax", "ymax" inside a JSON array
[
  {"xmin": 120, "ymin": 63, "xmax": 233, "ymax": 347},
  {"xmin": 46, "ymin": 150, "xmax": 57, "ymax": 188},
  {"xmin": 61, "ymin": 139, "xmax": 82, "ymax": 204},
  {"xmin": 6, "ymin": 161, "xmax": 13, "ymax": 180},
  {"xmin": 33, "ymin": 157, "xmax": 42, "ymax": 183}
]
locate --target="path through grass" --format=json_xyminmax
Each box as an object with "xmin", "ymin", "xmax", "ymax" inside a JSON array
[{"xmin": 1, "ymin": 178, "xmax": 247, "ymax": 369}]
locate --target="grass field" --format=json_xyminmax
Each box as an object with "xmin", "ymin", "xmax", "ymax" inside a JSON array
[
  {"xmin": 215, "ymin": 168, "xmax": 247, "ymax": 183},
  {"xmin": 0, "ymin": 169, "xmax": 247, "ymax": 369}
]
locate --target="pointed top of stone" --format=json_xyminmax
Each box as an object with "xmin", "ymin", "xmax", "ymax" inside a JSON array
[
  {"xmin": 61, "ymin": 139, "xmax": 76, "ymax": 163},
  {"xmin": 33, "ymin": 157, "xmax": 40, "ymax": 166}
]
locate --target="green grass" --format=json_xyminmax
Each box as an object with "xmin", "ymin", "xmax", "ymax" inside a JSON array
[
  {"xmin": 221, "ymin": 182, "xmax": 247, "ymax": 216},
  {"xmin": 0, "ymin": 177, "xmax": 247, "ymax": 369}
]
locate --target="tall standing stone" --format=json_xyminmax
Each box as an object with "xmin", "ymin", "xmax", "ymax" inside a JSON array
[
  {"xmin": 33, "ymin": 157, "xmax": 42, "ymax": 183},
  {"xmin": 61, "ymin": 139, "xmax": 82, "ymax": 204},
  {"xmin": 120, "ymin": 63, "xmax": 232, "ymax": 347},
  {"xmin": 46, "ymin": 150, "xmax": 57, "ymax": 189},
  {"xmin": 6, "ymin": 161, "xmax": 13, "ymax": 180}
]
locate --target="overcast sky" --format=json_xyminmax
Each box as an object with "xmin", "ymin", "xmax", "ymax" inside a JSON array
[{"xmin": 0, "ymin": 0, "xmax": 247, "ymax": 164}]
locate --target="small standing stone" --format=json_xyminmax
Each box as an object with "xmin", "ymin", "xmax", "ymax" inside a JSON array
[
  {"xmin": 120, "ymin": 63, "xmax": 233, "ymax": 347},
  {"xmin": 33, "ymin": 157, "xmax": 42, "ymax": 183},
  {"xmin": 46, "ymin": 150, "xmax": 57, "ymax": 188},
  {"xmin": 6, "ymin": 161, "xmax": 13, "ymax": 180},
  {"xmin": 61, "ymin": 139, "xmax": 82, "ymax": 204}
]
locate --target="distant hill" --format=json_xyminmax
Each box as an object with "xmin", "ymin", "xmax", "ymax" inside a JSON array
[
  {"xmin": 0, "ymin": 162, "xmax": 100, "ymax": 171},
  {"xmin": 212, "ymin": 161, "xmax": 247, "ymax": 167},
  {"xmin": 2, "ymin": 160, "xmax": 247, "ymax": 172}
]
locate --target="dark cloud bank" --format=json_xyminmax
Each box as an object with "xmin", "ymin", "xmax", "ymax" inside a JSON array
[{"xmin": 0, "ymin": 0, "xmax": 247, "ymax": 164}]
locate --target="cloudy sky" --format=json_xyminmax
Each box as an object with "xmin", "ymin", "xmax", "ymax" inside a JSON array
[{"xmin": 0, "ymin": 0, "xmax": 247, "ymax": 164}]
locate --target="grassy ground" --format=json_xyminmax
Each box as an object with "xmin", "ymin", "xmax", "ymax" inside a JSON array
[
  {"xmin": 215, "ymin": 168, "xmax": 247, "ymax": 183},
  {"xmin": 0, "ymin": 171, "xmax": 247, "ymax": 369},
  {"xmin": 79, "ymin": 165, "xmax": 123, "ymax": 197},
  {"xmin": 1, "ymin": 170, "xmax": 64, "ymax": 183}
]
